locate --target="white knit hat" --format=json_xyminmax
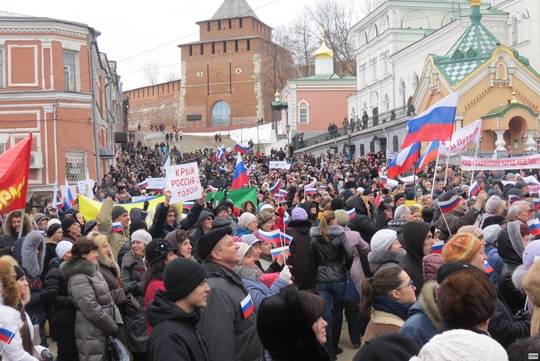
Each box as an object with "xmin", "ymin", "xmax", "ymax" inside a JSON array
[
  {"xmin": 410, "ymin": 329, "xmax": 507, "ymax": 361},
  {"xmin": 483, "ymin": 225, "xmax": 501, "ymax": 245},
  {"xmin": 371, "ymin": 229, "xmax": 398, "ymax": 252},
  {"xmin": 131, "ymin": 230, "xmax": 152, "ymax": 245},
  {"xmin": 55, "ymin": 241, "xmax": 73, "ymax": 260},
  {"xmin": 237, "ymin": 242, "xmax": 251, "ymax": 261},
  {"xmin": 394, "ymin": 205, "xmax": 410, "ymax": 221}
]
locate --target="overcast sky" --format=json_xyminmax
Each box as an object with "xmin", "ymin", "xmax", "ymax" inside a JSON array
[{"xmin": 4, "ymin": 0, "xmax": 318, "ymax": 90}]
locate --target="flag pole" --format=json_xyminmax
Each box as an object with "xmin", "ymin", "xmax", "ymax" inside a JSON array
[
  {"xmin": 469, "ymin": 142, "xmax": 480, "ymax": 188},
  {"xmin": 442, "ymin": 153, "xmax": 451, "ymax": 188},
  {"xmin": 431, "ymin": 146, "xmax": 441, "ymax": 198},
  {"xmin": 438, "ymin": 204, "xmax": 453, "ymax": 238}
]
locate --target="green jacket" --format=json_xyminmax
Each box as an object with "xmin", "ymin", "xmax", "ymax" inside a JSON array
[{"xmin": 97, "ymin": 198, "xmax": 128, "ymax": 263}]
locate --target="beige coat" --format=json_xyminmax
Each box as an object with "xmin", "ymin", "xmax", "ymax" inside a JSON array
[{"xmin": 361, "ymin": 310, "xmax": 404, "ymax": 346}]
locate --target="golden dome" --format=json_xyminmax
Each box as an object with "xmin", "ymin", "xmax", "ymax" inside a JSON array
[
  {"xmin": 470, "ymin": 0, "xmax": 481, "ymax": 6},
  {"xmin": 314, "ymin": 39, "xmax": 334, "ymax": 59}
]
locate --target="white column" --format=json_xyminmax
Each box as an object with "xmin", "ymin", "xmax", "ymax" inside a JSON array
[
  {"xmin": 494, "ymin": 130, "xmax": 506, "ymax": 150},
  {"xmin": 524, "ymin": 130, "xmax": 537, "ymax": 151}
]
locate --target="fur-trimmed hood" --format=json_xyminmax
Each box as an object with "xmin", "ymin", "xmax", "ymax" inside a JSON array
[
  {"xmin": 3, "ymin": 211, "xmax": 32, "ymax": 236},
  {"xmin": 13, "ymin": 231, "xmax": 45, "ymax": 279},
  {"xmin": 512, "ymin": 264, "xmax": 528, "ymax": 294},
  {"xmin": 235, "ymin": 263, "xmax": 263, "ymax": 281},
  {"xmin": 97, "ymin": 250, "xmax": 119, "ymax": 277},
  {"xmin": 60, "ymin": 259, "xmax": 98, "ymax": 278},
  {"xmin": 368, "ymin": 249, "xmax": 406, "ymax": 266},
  {"xmin": 0, "ymin": 256, "xmax": 22, "ymax": 308},
  {"xmin": 310, "ymin": 225, "xmax": 344, "ymax": 238},
  {"xmin": 418, "ymin": 281, "xmax": 442, "ymax": 330}
]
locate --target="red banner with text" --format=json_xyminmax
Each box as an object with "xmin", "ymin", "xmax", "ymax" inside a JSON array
[{"xmin": 0, "ymin": 133, "xmax": 32, "ymax": 214}]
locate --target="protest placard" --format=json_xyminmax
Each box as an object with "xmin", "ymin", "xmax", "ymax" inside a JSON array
[{"xmin": 165, "ymin": 163, "xmax": 202, "ymax": 203}]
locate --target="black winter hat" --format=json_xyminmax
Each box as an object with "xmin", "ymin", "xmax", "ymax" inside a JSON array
[
  {"xmin": 212, "ymin": 217, "xmax": 231, "ymax": 229},
  {"xmin": 46, "ymin": 223, "xmax": 62, "ymax": 238},
  {"xmin": 394, "ymin": 193, "xmax": 405, "ymax": 204},
  {"xmin": 330, "ymin": 198, "xmax": 345, "ymax": 211},
  {"xmin": 13, "ymin": 265, "xmax": 25, "ymax": 281},
  {"xmin": 436, "ymin": 262, "xmax": 478, "ymax": 284},
  {"xmin": 196, "ymin": 226, "xmax": 232, "ymax": 260},
  {"xmin": 146, "ymin": 238, "xmax": 177, "ymax": 265},
  {"xmin": 111, "ymin": 206, "xmax": 128, "ymax": 222},
  {"xmin": 164, "ymin": 258, "xmax": 207, "ymax": 302},
  {"xmin": 362, "ymin": 188, "xmax": 373, "ymax": 196},
  {"xmin": 83, "ymin": 220, "xmax": 97, "ymax": 236},
  {"xmin": 352, "ymin": 333, "xmax": 419, "ymax": 361},
  {"xmin": 129, "ymin": 220, "xmax": 148, "ymax": 236},
  {"xmin": 61, "ymin": 217, "xmax": 78, "ymax": 233}
]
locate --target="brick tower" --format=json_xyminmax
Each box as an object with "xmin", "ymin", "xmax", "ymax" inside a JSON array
[{"xmin": 178, "ymin": 0, "xmax": 291, "ymax": 133}]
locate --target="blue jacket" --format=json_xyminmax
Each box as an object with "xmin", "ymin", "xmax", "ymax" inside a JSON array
[
  {"xmin": 235, "ymin": 264, "xmax": 288, "ymax": 311},
  {"xmin": 485, "ymin": 244, "xmax": 503, "ymax": 287},
  {"xmin": 399, "ymin": 281, "xmax": 441, "ymax": 348}
]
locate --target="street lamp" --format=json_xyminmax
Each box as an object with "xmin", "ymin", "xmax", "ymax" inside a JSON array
[
  {"xmin": 240, "ymin": 119, "xmax": 244, "ymax": 143},
  {"xmin": 346, "ymin": 124, "xmax": 353, "ymax": 158}
]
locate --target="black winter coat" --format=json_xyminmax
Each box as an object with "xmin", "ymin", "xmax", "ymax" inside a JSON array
[
  {"xmin": 286, "ymin": 219, "xmax": 314, "ymax": 290},
  {"xmin": 310, "ymin": 225, "xmax": 354, "ymax": 284},
  {"xmin": 41, "ymin": 257, "xmax": 77, "ymax": 326},
  {"xmin": 149, "ymin": 201, "xmax": 203, "ymax": 239},
  {"xmin": 147, "ymin": 291, "xmax": 212, "ymax": 361},
  {"xmin": 488, "ymin": 294, "xmax": 531, "ymax": 349},
  {"xmin": 497, "ymin": 227, "xmax": 527, "ymax": 314},
  {"xmin": 348, "ymin": 213, "xmax": 378, "ymax": 243}
]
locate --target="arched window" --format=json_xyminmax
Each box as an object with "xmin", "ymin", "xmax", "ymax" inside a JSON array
[
  {"xmin": 370, "ymin": 141, "xmax": 375, "ymax": 152},
  {"xmin": 393, "ymin": 135, "xmax": 399, "ymax": 152},
  {"xmin": 360, "ymin": 144, "xmax": 365, "ymax": 157},
  {"xmin": 511, "ymin": 17, "xmax": 519, "ymax": 44},
  {"xmin": 413, "ymin": 74, "xmax": 419, "ymax": 90},
  {"xmin": 211, "ymin": 101, "xmax": 230, "ymax": 126}
]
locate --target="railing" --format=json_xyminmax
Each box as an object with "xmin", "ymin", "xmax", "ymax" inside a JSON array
[{"xmin": 296, "ymin": 105, "xmax": 408, "ymax": 149}]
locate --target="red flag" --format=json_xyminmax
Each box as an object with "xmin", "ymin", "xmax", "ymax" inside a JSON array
[{"xmin": 0, "ymin": 133, "xmax": 32, "ymax": 213}]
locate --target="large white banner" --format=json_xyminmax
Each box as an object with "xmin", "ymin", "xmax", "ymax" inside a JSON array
[
  {"xmin": 269, "ymin": 161, "xmax": 291, "ymax": 170},
  {"xmin": 461, "ymin": 154, "xmax": 540, "ymax": 170},
  {"xmin": 145, "ymin": 178, "xmax": 167, "ymax": 189},
  {"xmin": 165, "ymin": 163, "xmax": 202, "ymax": 203},
  {"xmin": 441, "ymin": 119, "xmax": 482, "ymax": 156}
]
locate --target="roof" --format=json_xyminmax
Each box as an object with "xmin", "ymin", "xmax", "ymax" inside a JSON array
[
  {"xmin": 0, "ymin": 10, "xmax": 89, "ymax": 28},
  {"xmin": 483, "ymin": 103, "xmax": 538, "ymax": 119},
  {"xmin": 178, "ymin": 35, "xmax": 258, "ymax": 47},
  {"xmin": 292, "ymin": 73, "xmax": 357, "ymax": 81},
  {"xmin": 211, "ymin": 0, "xmax": 259, "ymax": 21}
]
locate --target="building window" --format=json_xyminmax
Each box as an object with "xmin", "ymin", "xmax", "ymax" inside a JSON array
[
  {"xmin": 211, "ymin": 101, "xmax": 231, "ymax": 126},
  {"xmin": 228, "ymin": 19, "xmax": 232, "ymax": 29},
  {"xmin": 393, "ymin": 135, "xmax": 399, "ymax": 152},
  {"xmin": 223, "ymin": 41, "xmax": 227, "ymax": 53},
  {"xmin": 207, "ymin": 21, "xmax": 210, "ymax": 31},
  {"xmin": 298, "ymin": 101, "xmax": 309, "ymax": 124},
  {"xmin": 235, "ymin": 40, "xmax": 239, "ymax": 52},
  {"xmin": 212, "ymin": 42, "xmax": 215, "ymax": 54},
  {"xmin": 511, "ymin": 17, "xmax": 518, "ymax": 44},
  {"xmin": 200, "ymin": 44, "xmax": 204, "ymax": 55},
  {"xmin": 240, "ymin": 18, "xmax": 243, "ymax": 28},
  {"xmin": 63, "ymin": 51, "xmax": 77, "ymax": 91},
  {"xmin": 189, "ymin": 45, "xmax": 193, "ymax": 56},
  {"xmin": 0, "ymin": 49, "xmax": 3, "ymax": 88},
  {"xmin": 247, "ymin": 39, "xmax": 251, "ymax": 51},
  {"xmin": 218, "ymin": 20, "xmax": 221, "ymax": 30},
  {"xmin": 66, "ymin": 149, "xmax": 88, "ymax": 182},
  {"xmin": 360, "ymin": 144, "xmax": 365, "ymax": 157}
]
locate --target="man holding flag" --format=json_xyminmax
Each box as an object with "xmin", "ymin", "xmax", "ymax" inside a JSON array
[{"xmin": 437, "ymin": 189, "xmax": 488, "ymax": 241}]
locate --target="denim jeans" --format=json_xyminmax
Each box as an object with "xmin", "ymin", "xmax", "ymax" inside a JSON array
[
  {"xmin": 344, "ymin": 300, "xmax": 361, "ymax": 345},
  {"xmin": 316, "ymin": 281, "xmax": 346, "ymax": 357}
]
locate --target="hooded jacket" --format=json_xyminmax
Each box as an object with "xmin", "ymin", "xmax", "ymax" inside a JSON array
[
  {"xmin": 399, "ymin": 281, "xmax": 442, "ymax": 348},
  {"xmin": 0, "ymin": 211, "xmax": 32, "ymax": 256},
  {"xmin": 368, "ymin": 249, "xmax": 407, "ymax": 274},
  {"xmin": 147, "ymin": 291, "xmax": 212, "ymax": 361},
  {"xmin": 188, "ymin": 209, "xmax": 215, "ymax": 260},
  {"xmin": 61, "ymin": 259, "xmax": 122, "ymax": 361},
  {"xmin": 285, "ymin": 219, "xmax": 314, "ymax": 290},
  {"xmin": 498, "ymin": 221, "xmax": 527, "ymax": 314},
  {"xmin": 301, "ymin": 201, "xmax": 320, "ymax": 227},
  {"xmin": 97, "ymin": 198, "xmax": 128, "ymax": 263},
  {"xmin": 310, "ymin": 225, "xmax": 354, "ymax": 284},
  {"xmin": 148, "ymin": 201, "xmax": 203, "ymax": 239},
  {"xmin": 399, "ymin": 222, "xmax": 435, "ymax": 296},
  {"xmin": 199, "ymin": 261, "xmax": 264, "ymax": 361}
]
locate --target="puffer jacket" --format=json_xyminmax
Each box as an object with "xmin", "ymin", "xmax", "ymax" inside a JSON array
[
  {"xmin": 0, "ymin": 211, "xmax": 32, "ymax": 256},
  {"xmin": 199, "ymin": 261, "xmax": 264, "ymax": 361},
  {"xmin": 310, "ymin": 225, "xmax": 354, "ymax": 284},
  {"xmin": 486, "ymin": 244, "xmax": 504, "ymax": 288},
  {"xmin": 368, "ymin": 249, "xmax": 406, "ymax": 274},
  {"xmin": 235, "ymin": 264, "xmax": 288, "ymax": 311},
  {"xmin": 41, "ymin": 257, "xmax": 76, "ymax": 327},
  {"xmin": 348, "ymin": 213, "xmax": 378, "ymax": 243},
  {"xmin": 97, "ymin": 198, "xmax": 128, "ymax": 263},
  {"xmin": 399, "ymin": 281, "xmax": 442, "ymax": 348},
  {"xmin": 120, "ymin": 251, "xmax": 148, "ymax": 354},
  {"xmin": 498, "ymin": 222, "xmax": 526, "ymax": 315},
  {"xmin": 61, "ymin": 259, "xmax": 122, "ymax": 361}
]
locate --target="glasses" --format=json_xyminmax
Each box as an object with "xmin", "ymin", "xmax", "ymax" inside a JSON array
[{"xmin": 396, "ymin": 280, "xmax": 414, "ymax": 290}]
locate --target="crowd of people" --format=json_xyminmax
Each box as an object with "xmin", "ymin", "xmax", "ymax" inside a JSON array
[{"xmin": 1, "ymin": 137, "xmax": 540, "ymax": 361}]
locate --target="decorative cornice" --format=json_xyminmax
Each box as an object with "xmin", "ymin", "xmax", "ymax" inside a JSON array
[{"xmin": 0, "ymin": 26, "xmax": 88, "ymax": 39}]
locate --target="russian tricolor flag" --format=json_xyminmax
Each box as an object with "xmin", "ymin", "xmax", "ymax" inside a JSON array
[
  {"xmin": 508, "ymin": 194, "xmax": 521, "ymax": 204},
  {"xmin": 279, "ymin": 189, "xmax": 288, "ymax": 197},
  {"xmin": 320, "ymin": 185, "xmax": 327, "ymax": 190},
  {"xmin": 182, "ymin": 201, "xmax": 194, "ymax": 211},
  {"xmin": 234, "ymin": 143, "xmax": 249, "ymax": 154},
  {"xmin": 438, "ymin": 194, "xmax": 461, "ymax": 213},
  {"xmin": 431, "ymin": 240, "xmax": 444, "ymax": 254},
  {"xmin": 138, "ymin": 180, "xmax": 149, "ymax": 190},
  {"xmin": 207, "ymin": 185, "xmax": 218, "ymax": 193},
  {"xmin": 305, "ymin": 188, "xmax": 318, "ymax": 196},
  {"xmin": 257, "ymin": 229, "xmax": 281, "ymax": 243},
  {"xmin": 528, "ymin": 219, "xmax": 540, "ymax": 236},
  {"xmin": 469, "ymin": 181, "xmax": 480, "ymax": 197},
  {"xmin": 380, "ymin": 175, "xmax": 388, "ymax": 185},
  {"xmin": 271, "ymin": 246, "xmax": 290, "ymax": 259},
  {"xmin": 534, "ymin": 198, "xmax": 540, "ymax": 211},
  {"xmin": 112, "ymin": 222, "xmax": 123, "ymax": 233},
  {"xmin": 0, "ymin": 326, "xmax": 15, "ymax": 344},
  {"xmin": 282, "ymin": 233, "xmax": 293, "ymax": 245},
  {"xmin": 269, "ymin": 180, "xmax": 281, "ymax": 195},
  {"xmin": 64, "ymin": 178, "xmax": 76, "ymax": 209},
  {"xmin": 401, "ymin": 92, "xmax": 458, "ymax": 149},
  {"xmin": 347, "ymin": 208, "xmax": 356, "ymax": 220},
  {"xmin": 304, "ymin": 181, "xmax": 316, "ymax": 190},
  {"xmin": 416, "ymin": 141, "xmax": 441, "ymax": 173},
  {"xmin": 231, "ymin": 153, "xmax": 248, "ymax": 190},
  {"xmin": 274, "ymin": 194, "xmax": 285, "ymax": 201},
  {"xmin": 484, "ymin": 260, "xmax": 494, "ymax": 274},
  {"xmin": 240, "ymin": 294, "xmax": 255, "ymax": 319},
  {"xmin": 283, "ymin": 212, "xmax": 289, "ymax": 227},
  {"xmin": 387, "ymin": 143, "xmax": 421, "ymax": 179}
]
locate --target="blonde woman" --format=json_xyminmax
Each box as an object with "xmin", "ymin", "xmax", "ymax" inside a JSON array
[{"xmin": 310, "ymin": 210, "xmax": 353, "ymax": 359}]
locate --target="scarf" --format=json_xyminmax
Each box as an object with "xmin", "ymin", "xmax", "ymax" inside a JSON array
[{"xmin": 373, "ymin": 296, "xmax": 410, "ymax": 321}]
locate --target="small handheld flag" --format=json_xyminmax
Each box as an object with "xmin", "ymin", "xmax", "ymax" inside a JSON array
[
  {"xmin": 231, "ymin": 153, "xmax": 248, "ymax": 190},
  {"xmin": 484, "ymin": 260, "xmax": 494, "ymax": 274},
  {"xmin": 138, "ymin": 180, "xmax": 149, "ymax": 190},
  {"xmin": 528, "ymin": 219, "xmax": 540, "ymax": 236},
  {"xmin": 282, "ymin": 233, "xmax": 293, "ymax": 245},
  {"xmin": 240, "ymin": 294, "xmax": 255, "ymax": 319},
  {"xmin": 112, "ymin": 222, "xmax": 123, "ymax": 233},
  {"xmin": 207, "ymin": 185, "xmax": 218, "ymax": 193},
  {"xmin": 469, "ymin": 181, "xmax": 480, "ymax": 197},
  {"xmin": 508, "ymin": 194, "xmax": 521, "ymax": 204},
  {"xmin": 269, "ymin": 180, "xmax": 282, "ymax": 195},
  {"xmin": 305, "ymin": 188, "xmax": 318, "ymax": 196},
  {"xmin": 283, "ymin": 212, "xmax": 289, "ymax": 227},
  {"xmin": 257, "ymin": 229, "xmax": 281, "ymax": 243},
  {"xmin": 271, "ymin": 246, "xmax": 290, "ymax": 259},
  {"xmin": 347, "ymin": 208, "xmax": 356, "ymax": 220},
  {"xmin": 279, "ymin": 189, "xmax": 288, "ymax": 197},
  {"xmin": 534, "ymin": 198, "xmax": 540, "ymax": 211},
  {"xmin": 438, "ymin": 194, "xmax": 461, "ymax": 213},
  {"xmin": 304, "ymin": 181, "xmax": 316, "ymax": 190},
  {"xmin": 182, "ymin": 201, "xmax": 194, "ymax": 211},
  {"xmin": 234, "ymin": 143, "xmax": 249, "ymax": 154},
  {"xmin": 431, "ymin": 240, "xmax": 444, "ymax": 254},
  {"xmin": 0, "ymin": 325, "xmax": 15, "ymax": 344}
]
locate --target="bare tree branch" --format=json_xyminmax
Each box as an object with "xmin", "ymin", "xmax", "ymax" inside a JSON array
[
  {"xmin": 141, "ymin": 61, "xmax": 161, "ymax": 85},
  {"xmin": 163, "ymin": 71, "xmax": 180, "ymax": 82}
]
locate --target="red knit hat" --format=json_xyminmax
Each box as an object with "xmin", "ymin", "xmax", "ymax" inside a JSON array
[{"xmin": 442, "ymin": 233, "xmax": 483, "ymax": 264}]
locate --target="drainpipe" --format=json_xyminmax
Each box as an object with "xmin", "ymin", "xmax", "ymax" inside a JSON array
[{"xmin": 89, "ymin": 28, "xmax": 102, "ymax": 182}]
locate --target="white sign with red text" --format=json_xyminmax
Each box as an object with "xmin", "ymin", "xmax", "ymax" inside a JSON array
[{"xmin": 165, "ymin": 163, "xmax": 202, "ymax": 204}]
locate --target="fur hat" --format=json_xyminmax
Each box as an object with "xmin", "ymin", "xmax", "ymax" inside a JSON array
[
  {"xmin": 334, "ymin": 210, "xmax": 349, "ymax": 227},
  {"xmin": 111, "ymin": 206, "xmax": 128, "ymax": 222},
  {"xmin": 196, "ymin": 226, "xmax": 233, "ymax": 260},
  {"xmin": 291, "ymin": 207, "xmax": 308, "ymax": 221},
  {"xmin": 485, "ymin": 195, "xmax": 504, "ymax": 214},
  {"xmin": 394, "ymin": 204, "xmax": 410, "ymax": 220},
  {"xmin": 442, "ymin": 233, "xmax": 483, "ymax": 264},
  {"xmin": 146, "ymin": 238, "xmax": 177, "ymax": 265},
  {"xmin": 163, "ymin": 258, "xmax": 207, "ymax": 302},
  {"xmin": 363, "ymin": 188, "xmax": 373, "ymax": 196},
  {"xmin": 371, "ymin": 229, "xmax": 397, "ymax": 252},
  {"xmin": 257, "ymin": 211, "xmax": 273, "ymax": 227},
  {"xmin": 241, "ymin": 234, "xmax": 261, "ymax": 246},
  {"xmin": 212, "ymin": 217, "xmax": 231, "ymax": 229},
  {"xmin": 0, "ymin": 256, "xmax": 22, "ymax": 308},
  {"xmin": 437, "ymin": 269, "xmax": 497, "ymax": 329},
  {"xmin": 131, "ymin": 230, "xmax": 152, "ymax": 245},
  {"xmin": 55, "ymin": 241, "xmax": 73, "ymax": 260},
  {"xmin": 482, "ymin": 225, "xmax": 501, "ymax": 245},
  {"xmin": 238, "ymin": 213, "xmax": 256, "ymax": 229},
  {"xmin": 410, "ymin": 329, "xmax": 507, "ymax": 361},
  {"xmin": 355, "ymin": 333, "xmax": 420, "ymax": 361},
  {"xmin": 129, "ymin": 219, "xmax": 147, "ymax": 236},
  {"xmin": 394, "ymin": 193, "xmax": 405, "ymax": 204},
  {"xmin": 82, "ymin": 220, "xmax": 97, "ymax": 236}
]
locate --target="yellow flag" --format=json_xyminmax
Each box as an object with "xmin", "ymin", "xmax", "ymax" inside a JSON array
[{"xmin": 77, "ymin": 194, "xmax": 166, "ymax": 222}]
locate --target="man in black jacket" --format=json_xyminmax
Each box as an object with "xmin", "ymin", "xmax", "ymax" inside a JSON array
[{"xmin": 147, "ymin": 258, "xmax": 212, "ymax": 361}]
